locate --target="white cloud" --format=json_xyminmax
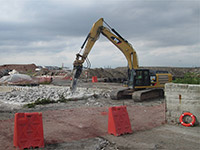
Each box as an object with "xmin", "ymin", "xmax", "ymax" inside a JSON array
[
  {"xmin": 87, "ymin": 40, "xmax": 127, "ymax": 68},
  {"xmin": 138, "ymin": 44, "xmax": 200, "ymax": 67},
  {"xmin": 0, "ymin": 0, "xmax": 199, "ymax": 68},
  {"xmin": 0, "ymin": 0, "xmax": 28, "ymax": 23}
]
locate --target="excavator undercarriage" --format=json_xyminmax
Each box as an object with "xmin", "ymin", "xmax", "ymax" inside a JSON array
[{"xmin": 110, "ymin": 87, "xmax": 164, "ymax": 102}]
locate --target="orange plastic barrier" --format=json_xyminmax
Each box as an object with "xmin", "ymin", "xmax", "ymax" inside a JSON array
[
  {"xmin": 92, "ymin": 76, "xmax": 98, "ymax": 83},
  {"xmin": 108, "ymin": 106, "xmax": 132, "ymax": 136},
  {"xmin": 13, "ymin": 112, "xmax": 44, "ymax": 149}
]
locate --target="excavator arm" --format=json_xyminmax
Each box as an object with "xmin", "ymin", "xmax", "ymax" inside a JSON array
[{"xmin": 71, "ymin": 18, "xmax": 138, "ymax": 92}]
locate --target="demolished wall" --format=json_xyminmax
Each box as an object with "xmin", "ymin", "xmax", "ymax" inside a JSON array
[{"xmin": 165, "ymin": 83, "xmax": 200, "ymax": 125}]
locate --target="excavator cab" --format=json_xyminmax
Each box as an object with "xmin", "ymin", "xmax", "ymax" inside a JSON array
[
  {"xmin": 127, "ymin": 69, "xmax": 151, "ymax": 88},
  {"xmin": 135, "ymin": 69, "xmax": 151, "ymax": 86},
  {"xmin": 126, "ymin": 68, "xmax": 171, "ymax": 89}
]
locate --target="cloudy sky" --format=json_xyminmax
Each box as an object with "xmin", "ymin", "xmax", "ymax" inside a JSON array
[{"xmin": 0, "ymin": 0, "xmax": 199, "ymax": 68}]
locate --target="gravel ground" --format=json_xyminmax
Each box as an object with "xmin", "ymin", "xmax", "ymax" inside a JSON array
[{"xmin": 0, "ymin": 82, "xmax": 199, "ymax": 150}]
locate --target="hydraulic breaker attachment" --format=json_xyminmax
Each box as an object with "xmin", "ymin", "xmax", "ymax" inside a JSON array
[{"xmin": 70, "ymin": 66, "xmax": 83, "ymax": 93}]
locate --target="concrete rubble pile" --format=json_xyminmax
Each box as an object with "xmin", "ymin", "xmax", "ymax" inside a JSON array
[{"xmin": 0, "ymin": 85, "xmax": 110, "ymax": 106}]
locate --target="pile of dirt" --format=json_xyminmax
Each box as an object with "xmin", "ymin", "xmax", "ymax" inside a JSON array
[
  {"xmin": 139, "ymin": 66, "xmax": 200, "ymax": 78},
  {"xmin": 0, "ymin": 69, "xmax": 10, "ymax": 78},
  {"xmin": 82, "ymin": 67, "xmax": 200, "ymax": 79},
  {"xmin": 1, "ymin": 64, "xmax": 199, "ymax": 82},
  {"xmin": 0, "ymin": 64, "xmax": 37, "ymax": 76},
  {"xmin": 87, "ymin": 68, "xmax": 126, "ymax": 79}
]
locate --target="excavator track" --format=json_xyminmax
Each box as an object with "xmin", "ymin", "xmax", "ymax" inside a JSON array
[
  {"xmin": 132, "ymin": 88, "xmax": 164, "ymax": 102},
  {"xmin": 110, "ymin": 88, "xmax": 133, "ymax": 100},
  {"xmin": 110, "ymin": 88, "xmax": 164, "ymax": 102}
]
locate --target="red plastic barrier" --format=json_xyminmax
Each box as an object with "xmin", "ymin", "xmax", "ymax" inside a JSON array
[
  {"xmin": 108, "ymin": 106, "xmax": 132, "ymax": 136},
  {"xmin": 13, "ymin": 112, "xmax": 44, "ymax": 149},
  {"xmin": 92, "ymin": 76, "xmax": 98, "ymax": 83}
]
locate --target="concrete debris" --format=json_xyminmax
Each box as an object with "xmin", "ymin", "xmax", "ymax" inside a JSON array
[
  {"xmin": 0, "ymin": 85, "xmax": 110, "ymax": 106},
  {"xmin": 8, "ymin": 69, "xmax": 19, "ymax": 75},
  {"xmin": 43, "ymin": 137, "xmax": 118, "ymax": 150},
  {"xmin": 95, "ymin": 137, "xmax": 113, "ymax": 150}
]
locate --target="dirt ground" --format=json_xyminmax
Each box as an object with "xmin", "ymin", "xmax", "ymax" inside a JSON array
[{"xmin": 0, "ymin": 81, "xmax": 199, "ymax": 150}]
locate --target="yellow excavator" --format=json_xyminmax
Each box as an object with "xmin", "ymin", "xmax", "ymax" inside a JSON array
[{"xmin": 70, "ymin": 18, "xmax": 172, "ymax": 102}]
